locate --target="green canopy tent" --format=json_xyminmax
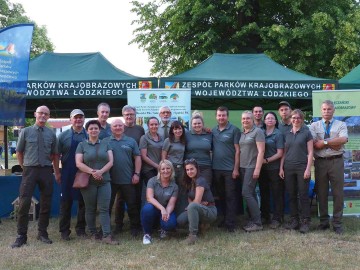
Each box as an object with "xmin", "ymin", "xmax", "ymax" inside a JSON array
[
  {"xmin": 26, "ymin": 52, "xmax": 157, "ymax": 117},
  {"xmin": 160, "ymin": 53, "xmax": 338, "ymax": 110},
  {"xmin": 339, "ymin": 64, "xmax": 360, "ymax": 89}
]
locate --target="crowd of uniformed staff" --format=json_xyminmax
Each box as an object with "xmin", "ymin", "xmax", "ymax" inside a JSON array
[{"xmin": 10, "ymin": 99, "xmax": 348, "ymax": 247}]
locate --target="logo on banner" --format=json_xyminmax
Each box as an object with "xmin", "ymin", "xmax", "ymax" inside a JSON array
[
  {"xmin": 165, "ymin": 82, "xmax": 180, "ymax": 88},
  {"xmin": 323, "ymin": 84, "xmax": 335, "ymax": 90},
  {"xmin": 139, "ymin": 81, "xmax": 152, "ymax": 89}
]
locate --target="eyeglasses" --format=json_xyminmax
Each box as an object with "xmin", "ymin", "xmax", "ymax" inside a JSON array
[
  {"xmin": 291, "ymin": 117, "xmax": 302, "ymax": 120},
  {"xmin": 123, "ymin": 113, "xmax": 135, "ymax": 117},
  {"xmin": 36, "ymin": 111, "xmax": 49, "ymax": 116},
  {"xmin": 184, "ymin": 158, "xmax": 196, "ymax": 165},
  {"xmin": 160, "ymin": 111, "xmax": 171, "ymax": 114}
]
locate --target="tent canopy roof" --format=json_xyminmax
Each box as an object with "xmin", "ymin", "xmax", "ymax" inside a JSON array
[
  {"xmin": 339, "ymin": 64, "xmax": 360, "ymax": 89},
  {"xmin": 29, "ymin": 52, "xmax": 140, "ymax": 81},
  {"xmin": 167, "ymin": 53, "xmax": 329, "ymax": 81}
]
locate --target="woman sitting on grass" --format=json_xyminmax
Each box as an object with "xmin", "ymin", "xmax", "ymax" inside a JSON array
[
  {"xmin": 177, "ymin": 158, "xmax": 217, "ymax": 245},
  {"xmin": 141, "ymin": 160, "xmax": 178, "ymax": 245}
]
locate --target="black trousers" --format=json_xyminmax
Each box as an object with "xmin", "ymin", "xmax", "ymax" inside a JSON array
[
  {"xmin": 213, "ymin": 170, "xmax": 238, "ymax": 228},
  {"xmin": 17, "ymin": 166, "xmax": 53, "ymax": 236},
  {"xmin": 59, "ymin": 195, "xmax": 86, "ymax": 234},
  {"xmin": 258, "ymin": 168, "xmax": 284, "ymax": 222},
  {"xmin": 110, "ymin": 183, "xmax": 141, "ymax": 230}
]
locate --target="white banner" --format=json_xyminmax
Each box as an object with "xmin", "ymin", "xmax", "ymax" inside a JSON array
[{"xmin": 127, "ymin": 88, "xmax": 191, "ymax": 131}]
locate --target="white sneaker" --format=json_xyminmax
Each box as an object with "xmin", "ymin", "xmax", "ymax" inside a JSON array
[{"xmin": 142, "ymin": 234, "xmax": 152, "ymax": 245}]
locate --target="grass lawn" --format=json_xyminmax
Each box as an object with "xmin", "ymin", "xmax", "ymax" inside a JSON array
[{"xmin": 1, "ymin": 215, "xmax": 360, "ymax": 270}]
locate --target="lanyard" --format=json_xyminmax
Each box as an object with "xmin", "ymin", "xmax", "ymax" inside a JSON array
[{"xmin": 322, "ymin": 120, "xmax": 333, "ymax": 137}]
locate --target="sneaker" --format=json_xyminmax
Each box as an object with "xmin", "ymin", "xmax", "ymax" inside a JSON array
[
  {"xmin": 159, "ymin": 229, "xmax": 168, "ymax": 239},
  {"xmin": 11, "ymin": 235, "xmax": 27, "ymax": 248},
  {"xmin": 184, "ymin": 234, "xmax": 197, "ymax": 245},
  {"xmin": 285, "ymin": 219, "xmax": 299, "ymax": 230},
  {"xmin": 270, "ymin": 220, "xmax": 281, "ymax": 229},
  {"xmin": 102, "ymin": 235, "xmax": 119, "ymax": 245},
  {"xmin": 142, "ymin": 234, "xmax": 152, "ymax": 245},
  {"xmin": 299, "ymin": 220, "xmax": 310, "ymax": 234},
  {"xmin": 244, "ymin": 223, "xmax": 263, "ymax": 232}
]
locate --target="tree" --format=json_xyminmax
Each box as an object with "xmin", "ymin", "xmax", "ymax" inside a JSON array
[
  {"xmin": 0, "ymin": 0, "xmax": 54, "ymax": 58},
  {"xmin": 131, "ymin": 0, "xmax": 360, "ymax": 79}
]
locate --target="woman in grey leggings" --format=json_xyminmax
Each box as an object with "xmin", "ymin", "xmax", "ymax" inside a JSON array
[{"xmin": 177, "ymin": 158, "xmax": 217, "ymax": 245}]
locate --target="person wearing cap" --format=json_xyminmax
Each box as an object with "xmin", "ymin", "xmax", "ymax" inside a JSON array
[
  {"xmin": 97, "ymin": 102, "xmax": 112, "ymax": 139},
  {"xmin": 310, "ymin": 100, "xmax": 348, "ymax": 234},
  {"xmin": 57, "ymin": 109, "xmax": 88, "ymax": 240},
  {"xmin": 277, "ymin": 101, "xmax": 292, "ymax": 135}
]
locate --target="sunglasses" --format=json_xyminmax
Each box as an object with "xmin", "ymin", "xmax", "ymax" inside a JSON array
[{"xmin": 184, "ymin": 158, "xmax": 196, "ymax": 165}]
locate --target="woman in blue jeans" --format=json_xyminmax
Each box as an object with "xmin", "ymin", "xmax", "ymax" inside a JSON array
[
  {"xmin": 141, "ymin": 160, "xmax": 178, "ymax": 245},
  {"xmin": 177, "ymin": 158, "xmax": 217, "ymax": 245}
]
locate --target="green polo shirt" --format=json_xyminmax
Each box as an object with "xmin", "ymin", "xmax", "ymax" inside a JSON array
[
  {"xmin": 103, "ymin": 135, "xmax": 140, "ymax": 184},
  {"xmin": 185, "ymin": 131, "xmax": 212, "ymax": 167},
  {"xmin": 76, "ymin": 139, "xmax": 112, "ymax": 182},
  {"xmin": 212, "ymin": 122, "xmax": 240, "ymax": 171},
  {"xmin": 239, "ymin": 126, "xmax": 265, "ymax": 169},
  {"xmin": 284, "ymin": 126, "xmax": 313, "ymax": 169},
  {"xmin": 162, "ymin": 138, "xmax": 185, "ymax": 165},
  {"xmin": 147, "ymin": 176, "xmax": 178, "ymax": 207},
  {"xmin": 139, "ymin": 132, "xmax": 163, "ymax": 173},
  {"xmin": 99, "ymin": 123, "xmax": 111, "ymax": 139},
  {"xmin": 262, "ymin": 128, "xmax": 284, "ymax": 170}
]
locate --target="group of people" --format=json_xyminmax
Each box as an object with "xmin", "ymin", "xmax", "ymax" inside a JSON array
[{"xmin": 10, "ymin": 99, "xmax": 348, "ymax": 248}]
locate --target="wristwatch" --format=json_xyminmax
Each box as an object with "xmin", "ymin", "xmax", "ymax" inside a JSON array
[
  {"xmin": 324, "ymin": 139, "xmax": 328, "ymax": 145},
  {"xmin": 134, "ymin": 172, "xmax": 140, "ymax": 176}
]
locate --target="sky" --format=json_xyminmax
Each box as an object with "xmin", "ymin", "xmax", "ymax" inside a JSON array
[{"xmin": 9, "ymin": 0, "xmax": 153, "ymax": 77}]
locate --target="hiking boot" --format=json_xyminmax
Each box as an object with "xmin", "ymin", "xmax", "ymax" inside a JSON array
[
  {"xmin": 199, "ymin": 223, "xmax": 210, "ymax": 235},
  {"xmin": 61, "ymin": 231, "xmax": 71, "ymax": 241},
  {"xmin": 244, "ymin": 223, "xmax": 263, "ymax": 232},
  {"xmin": 90, "ymin": 232, "xmax": 102, "ymax": 241},
  {"xmin": 334, "ymin": 227, "xmax": 344, "ymax": 235},
  {"xmin": 11, "ymin": 235, "xmax": 27, "ymax": 248},
  {"xmin": 142, "ymin": 234, "xmax": 152, "ymax": 245},
  {"xmin": 76, "ymin": 231, "xmax": 88, "ymax": 238},
  {"xmin": 299, "ymin": 220, "xmax": 310, "ymax": 234},
  {"xmin": 113, "ymin": 225, "xmax": 123, "ymax": 235},
  {"xmin": 159, "ymin": 229, "xmax": 168, "ymax": 239},
  {"xmin": 37, "ymin": 235, "xmax": 53, "ymax": 244},
  {"xmin": 184, "ymin": 234, "xmax": 197, "ymax": 245},
  {"xmin": 270, "ymin": 220, "xmax": 281, "ymax": 229},
  {"xmin": 131, "ymin": 228, "xmax": 140, "ymax": 238},
  {"xmin": 102, "ymin": 235, "xmax": 119, "ymax": 245},
  {"xmin": 285, "ymin": 219, "xmax": 299, "ymax": 230},
  {"xmin": 317, "ymin": 223, "xmax": 330, "ymax": 231}
]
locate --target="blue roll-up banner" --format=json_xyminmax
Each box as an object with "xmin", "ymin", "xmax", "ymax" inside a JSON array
[{"xmin": 0, "ymin": 23, "xmax": 34, "ymax": 126}]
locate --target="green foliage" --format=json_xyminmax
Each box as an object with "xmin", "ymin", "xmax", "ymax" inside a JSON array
[
  {"xmin": 0, "ymin": 0, "xmax": 54, "ymax": 58},
  {"xmin": 131, "ymin": 0, "xmax": 360, "ymax": 79}
]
